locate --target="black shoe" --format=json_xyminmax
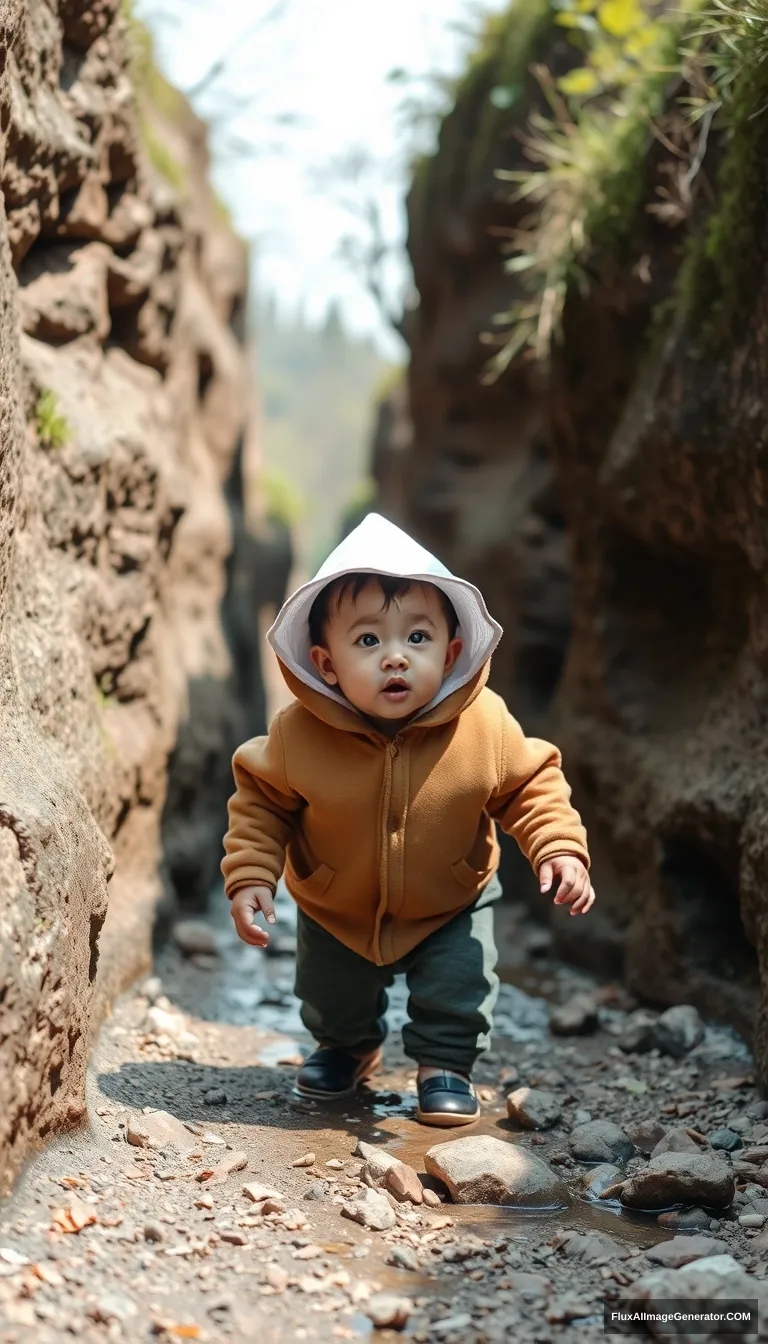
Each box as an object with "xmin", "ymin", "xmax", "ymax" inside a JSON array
[
  {"xmin": 417, "ymin": 1072, "xmax": 480, "ymax": 1127},
  {"xmin": 295, "ymin": 1047, "xmax": 382, "ymax": 1099}
]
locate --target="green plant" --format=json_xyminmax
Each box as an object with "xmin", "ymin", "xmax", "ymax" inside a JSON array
[
  {"xmin": 262, "ymin": 468, "xmax": 307, "ymax": 527},
  {"xmin": 481, "ymin": 0, "xmax": 700, "ymax": 376},
  {"xmin": 35, "ymin": 390, "xmax": 71, "ymax": 449}
]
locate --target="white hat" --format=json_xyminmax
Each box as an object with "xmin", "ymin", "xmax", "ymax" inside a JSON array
[{"xmin": 267, "ymin": 512, "xmax": 503, "ymax": 715}]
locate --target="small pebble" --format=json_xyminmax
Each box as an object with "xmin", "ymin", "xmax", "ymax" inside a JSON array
[
  {"xmin": 203, "ymin": 1090, "xmax": 227, "ymax": 1107},
  {"xmin": 709, "ymin": 1128, "xmax": 743, "ymax": 1152}
]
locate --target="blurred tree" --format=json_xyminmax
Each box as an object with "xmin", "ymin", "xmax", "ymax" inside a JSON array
[{"xmin": 256, "ymin": 298, "xmax": 398, "ymax": 566}]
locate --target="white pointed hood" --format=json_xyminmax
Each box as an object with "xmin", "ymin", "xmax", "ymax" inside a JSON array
[{"xmin": 267, "ymin": 512, "xmax": 503, "ymax": 718}]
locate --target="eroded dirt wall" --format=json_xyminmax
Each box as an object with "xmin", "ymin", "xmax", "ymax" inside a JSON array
[{"xmin": 0, "ymin": 0, "xmax": 256, "ymax": 1189}]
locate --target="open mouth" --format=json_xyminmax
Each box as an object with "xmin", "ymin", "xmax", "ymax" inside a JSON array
[{"xmin": 381, "ymin": 679, "xmax": 410, "ymax": 701}]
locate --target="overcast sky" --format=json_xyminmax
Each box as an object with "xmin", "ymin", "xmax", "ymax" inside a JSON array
[{"xmin": 136, "ymin": 0, "xmax": 506, "ymax": 356}]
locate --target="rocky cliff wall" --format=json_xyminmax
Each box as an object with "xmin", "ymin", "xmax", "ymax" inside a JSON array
[
  {"xmin": 0, "ymin": 0, "xmax": 259, "ymax": 1189},
  {"xmin": 393, "ymin": 6, "xmax": 768, "ymax": 1076}
]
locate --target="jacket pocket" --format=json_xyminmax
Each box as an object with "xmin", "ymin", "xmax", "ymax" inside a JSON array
[
  {"xmin": 288, "ymin": 860, "xmax": 335, "ymax": 901},
  {"xmin": 450, "ymin": 857, "xmax": 495, "ymax": 890}
]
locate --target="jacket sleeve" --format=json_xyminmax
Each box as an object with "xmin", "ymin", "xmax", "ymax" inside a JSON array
[
  {"xmin": 221, "ymin": 712, "xmax": 304, "ymax": 899},
  {"xmin": 486, "ymin": 703, "xmax": 589, "ymax": 873}
]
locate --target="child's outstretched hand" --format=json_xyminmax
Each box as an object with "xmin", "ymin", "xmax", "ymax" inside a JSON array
[
  {"xmin": 230, "ymin": 885, "xmax": 277, "ymax": 947},
  {"xmin": 539, "ymin": 855, "xmax": 595, "ymax": 916}
]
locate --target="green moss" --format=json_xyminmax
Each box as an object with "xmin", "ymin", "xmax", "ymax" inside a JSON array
[{"xmin": 35, "ymin": 390, "xmax": 70, "ymax": 449}]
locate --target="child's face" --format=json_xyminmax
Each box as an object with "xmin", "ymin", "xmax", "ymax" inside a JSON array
[{"xmin": 309, "ymin": 580, "xmax": 463, "ymax": 726}]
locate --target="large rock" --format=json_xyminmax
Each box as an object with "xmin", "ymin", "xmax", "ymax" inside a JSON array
[
  {"xmin": 424, "ymin": 1136, "xmax": 568, "ymax": 1209},
  {"xmin": 619, "ymin": 1153, "xmax": 735, "ymax": 1211},
  {"xmin": 569, "ymin": 1121, "xmax": 634, "ymax": 1165}
]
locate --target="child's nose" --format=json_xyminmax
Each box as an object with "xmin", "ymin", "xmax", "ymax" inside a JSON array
[{"xmin": 382, "ymin": 646, "xmax": 408, "ymax": 667}]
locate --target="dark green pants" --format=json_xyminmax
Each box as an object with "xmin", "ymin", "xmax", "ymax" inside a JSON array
[{"xmin": 294, "ymin": 876, "xmax": 502, "ymax": 1075}]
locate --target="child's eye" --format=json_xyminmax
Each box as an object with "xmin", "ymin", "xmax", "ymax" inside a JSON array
[
  {"xmin": 356, "ymin": 633, "xmax": 379, "ymax": 648},
  {"xmin": 409, "ymin": 631, "xmax": 430, "ymax": 645}
]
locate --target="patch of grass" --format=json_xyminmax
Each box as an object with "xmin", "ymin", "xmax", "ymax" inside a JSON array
[
  {"xmin": 483, "ymin": 3, "xmax": 694, "ymax": 376},
  {"xmin": 35, "ymin": 390, "xmax": 71, "ymax": 449}
]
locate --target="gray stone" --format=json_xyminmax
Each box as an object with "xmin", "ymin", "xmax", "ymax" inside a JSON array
[
  {"xmin": 341, "ymin": 1187, "xmax": 396, "ymax": 1231},
  {"xmin": 652, "ymin": 1004, "xmax": 705, "ymax": 1058},
  {"xmin": 617, "ymin": 1009, "xmax": 659, "ymax": 1054},
  {"xmin": 651, "ymin": 1128, "xmax": 702, "ymax": 1158},
  {"xmin": 708, "ymin": 1127, "xmax": 742, "ymax": 1152},
  {"xmin": 620, "ymin": 1152, "xmax": 735, "ymax": 1211},
  {"xmin": 645, "ymin": 1235, "xmax": 728, "ymax": 1268},
  {"xmin": 387, "ymin": 1245, "xmax": 420, "ymax": 1272},
  {"xmin": 579, "ymin": 1163, "xmax": 623, "ymax": 1201},
  {"xmin": 303, "ymin": 1181, "xmax": 329, "ymax": 1201},
  {"xmin": 549, "ymin": 993, "xmax": 599, "ymax": 1036},
  {"xmin": 506, "ymin": 1086, "xmax": 562, "ymax": 1131},
  {"xmin": 626, "ymin": 1119, "xmax": 667, "ymax": 1155},
  {"xmin": 657, "ymin": 1207, "xmax": 718, "ymax": 1233},
  {"xmin": 203, "ymin": 1089, "xmax": 227, "ymax": 1106},
  {"xmin": 569, "ymin": 1120, "xmax": 634, "ymax": 1164},
  {"xmin": 354, "ymin": 1140, "xmax": 423, "ymax": 1203},
  {"xmin": 172, "ymin": 919, "xmax": 219, "ymax": 958},
  {"xmin": 126, "ymin": 1111, "xmax": 197, "ymax": 1154},
  {"xmin": 559, "ymin": 1231, "xmax": 628, "ymax": 1265},
  {"xmin": 424, "ymin": 1135, "xmax": 568, "ymax": 1209}
]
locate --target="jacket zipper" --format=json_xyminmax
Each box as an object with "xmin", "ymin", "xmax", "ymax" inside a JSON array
[{"xmin": 374, "ymin": 733, "xmax": 403, "ymax": 963}]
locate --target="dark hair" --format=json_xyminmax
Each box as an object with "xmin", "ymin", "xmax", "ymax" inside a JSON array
[{"xmin": 308, "ymin": 572, "xmax": 459, "ymax": 647}]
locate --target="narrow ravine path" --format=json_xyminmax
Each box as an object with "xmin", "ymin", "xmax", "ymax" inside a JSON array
[{"xmin": 1, "ymin": 891, "xmax": 766, "ymax": 1343}]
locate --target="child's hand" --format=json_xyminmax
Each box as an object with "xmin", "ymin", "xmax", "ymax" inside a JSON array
[
  {"xmin": 539, "ymin": 855, "xmax": 595, "ymax": 916},
  {"xmin": 230, "ymin": 885, "xmax": 277, "ymax": 947}
]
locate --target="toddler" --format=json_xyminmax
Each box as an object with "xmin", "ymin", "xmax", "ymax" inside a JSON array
[{"xmin": 222, "ymin": 513, "xmax": 594, "ymax": 1125}]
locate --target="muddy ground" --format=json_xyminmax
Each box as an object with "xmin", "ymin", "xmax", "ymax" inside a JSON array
[{"xmin": 0, "ymin": 889, "xmax": 765, "ymax": 1343}]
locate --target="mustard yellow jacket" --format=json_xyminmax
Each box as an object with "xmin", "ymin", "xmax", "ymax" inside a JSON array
[{"xmin": 222, "ymin": 660, "xmax": 589, "ymax": 965}]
